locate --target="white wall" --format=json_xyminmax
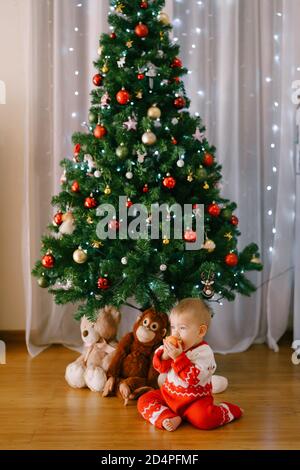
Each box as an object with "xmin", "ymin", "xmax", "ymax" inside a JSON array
[{"xmin": 0, "ymin": 0, "xmax": 26, "ymax": 329}]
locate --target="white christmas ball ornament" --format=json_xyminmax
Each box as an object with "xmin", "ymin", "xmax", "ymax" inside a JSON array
[
  {"xmin": 177, "ymin": 159, "xmax": 185, "ymax": 168},
  {"xmin": 94, "ymin": 170, "xmax": 102, "ymax": 178},
  {"xmin": 126, "ymin": 171, "xmax": 133, "ymax": 179},
  {"xmin": 160, "ymin": 264, "xmax": 167, "ymax": 272},
  {"xmin": 121, "ymin": 257, "xmax": 128, "ymax": 265}
]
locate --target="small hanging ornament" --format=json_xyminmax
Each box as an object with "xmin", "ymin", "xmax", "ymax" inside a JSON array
[
  {"xmin": 201, "ymin": 271, "xmax": 215, "ymax": 299},
  {"xmin": 225, "ymin": 253, "xmax": 239, "ymax": 267},
  {"xmin": 160, "ymin": 264, "xmax": 167, "ymax": 271},
  {"xmin": 146, "ymin": 63, "xmax": 157, "ymax": 89},
  {"xmin": 177, "ymin": 159, "xmax": 184, "ymax": 168},
  {"xmin": 84, "ymin": 195, "xmax": 97, "ymax": 209},
  {"xmin": 74, "ymin": 143, "xmax": 81, "ymax": 155},
  {"xmin": 135, "ymin": 23, "xmax": 149, "ymax": 38},
  {"xmin": 116, "ymin": 88, "xmax": 131, "ymax": 105},
  {"xmin": 93, "ymin": 124, "xmax": 107, "ymax": 139},
  {"xmin": 91, "ymin": 240, "xmax": 103, "ymax": 248},
  {"xmin": 108, "ymin": 219, "xmax": 120, "ymax": 231},
  {"xmin": 73, "ymin": 248, "xmax": 88, "ymax": 264},
  {"xmin": 117, "ymin": 56, "xmax": 126, "ymax": 68},
  {"xmin": 126, "ymin": 40, "xmax": 133, "ymax": 48},
  {"xmin": 42, "ymin": 253, "xmax": 55, "ymax": 269},
  {"xmin": 208, "ymin": 203, "xmax": 221, "ymax": 217},
  {"xmin": 187, "ymin": 172, "xmax": 194, "ymax": 183},
  {"xmin": 88, "ymin": 110, "xmax": 98, "ymax": 124},
  {"xmin": 126, "ymin": 171, "xmax": 133, "ymax": 180},
  {"xmin": 193, "ymin": 127, "xmax": 205, "ymax": 142},
  {"xmin": 171, "ymin": 137, "xmax": 178, "ymax": 145},
  {"xmin": 71, "ymin": 181, "xmax": 80, "ymax": 193},
  {"xmin": 136, "ymin": 90, "xmax": 143, "ymax": 99},
  {"xmin": 147, "ymin": 105, "xmax": 161, "ymax": 120},
  {"xmin": 222, "ymin": 208, "xmax": 233, "ymax": 220},
  {"xmin": 104, "ymin": 185, "xmax": 111, "ymax": 195},
  {"xmin": 92, "ymin": 74, "xmax": 103, "ymax": 87},
  {"xmin": 184, "ymin": 230, "xmax": 197, "ymax": 243},
  {"xmin": 163, "ymin": 174, "xmax": 176, "ymax": 189},
  {"xmin": 121, "ymin": 257, "xmax": 128, "ymax": 265},
  {"xmin": 143, "ymin": 184, "xmax": 149, "ymax": 193},
  {"xmin": 203, "ymin": 182, "xmax": 210, "ymax": 190},
  {"xmin": 53, "ymin": 212, "xmax": 63, "ymax": 226},
  {"xmin": 202, "ymin": 239, "xmax": 216, "ymax": 253},
  {"xmin": 158, "ymin": 12, "xmax": 170, "ymax": 25},
  {"xmin": 196, "ymin": 167, "xmax": 208, "ymax": 181},
  {"xmin": 97, "ymin": 46, "xmax": 103, "ymax": 56},
  {"xmin": 38, "ymin": 276, "xmax": 49, "ymax": 288},
  {"xmin": 140, "ymin": 1, "xmax": 148, "ymax": 8},
  {"xmin": 231, "ymin": 215, "xmax": 239, "ymax": 226},
  {"xmin": 101, "ymin": 91, "xmax": 111, "ymax": 107},
  {"xmin": 126, "ymin": 198, "xmax": 133, "ymax": 208},
  {"xmin": 203, "ymin": 152, "xmax": 214, "ymax": 167},
  {"xmin": 171, "ymin": 57, "xmax": 183, "ymax": 68},
  {"xmin": 110, "ymin": 32, "xmax": 116, "ymax": 39},
  {"xmin": 123, "ymin": 115, "xmax": 138, "ymax": 131},
  {"xmin": 142, "ymin": 130, "xmax": 157, "ymax": 146},
  {"xmin": 97, "ymin": 277, "xmax": 111, "ymax": 290},
  {"xmin": 224, "ymin": 232, "xmax": 233, "ymax": 241},
  {"xmin": 84, "ymin": 154, "xmax": 96, "ymax": 173},
  {"xmin": 60, "ymin": 170, "xmax": 67, "ymax": 185},
  {"xmin": 174, "ymin": 97, "xmax": 186, "ymax": 109},
  {"xmin": 102, "ymin": 63, "xmax": 109, "ymax": 74},
  {"xmin": 116, "ymin": 144, "xmax": 129, "ymax": 159},
  {"xmin": 251, "ymin": 256, "xmax": 262, "ymax": 264},
  {"xmin": 137, "ymin": 73, "xmax": 145, "ymax": 80},
  {"xmin": 94, "ymin": 170, "xmax": 102, "ymax": 178},
  {"xmin": 59, "ymin": 212, "xmax": 75, "ymax": 235},
  {"xmin": 163, "ymin": 237, "xmax": 170, "ymax": 245}
]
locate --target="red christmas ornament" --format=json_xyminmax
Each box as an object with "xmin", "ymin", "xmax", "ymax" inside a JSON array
[
  {"xmin": 108, "ymin": 219, "xmax": 120, "ymax": 231},
  {"xmin": 42, "ymin": 254, "xmax": 55, "ymax": 269},
  {"xmin": 137, "ymin": 73, "xmax": 145, "ymax": 80},
  {"xmin": 74, "ymin": 143, "xmax": 81, "ymax": 156},
  {"xmin": 53, "ymin": 212, "xmax": 63, "ymax": 226},
  {"xmin": 208, "ymin": 203, "xmax": 221, "ymax": 217},
  {"xmin": 231, "ymin": 215, "xmax": 239, "ymax": 226},
  {"xmin": 110, "ymin": 32, "xmax": 116, "ymax": 39},
  {"xmin": 171, "ymin": 57, "xmax": 183, "ymax": 68},
  {"xmin": 135, "ymin": 23, "xmax": 149, "ymax": 38},
  {"xmin": 71, "ymin": 181, "xmax": 80, "ymax": 193},
  {"xmin": 192, "ymin": 204, "xmax": 199, "ymax": 210},
  {"xmin": 92, "ymin": 74, "xmax": 103, "ymax": 87},
  {"xmin": 116, "ymin": 89, "xmax": 131, "ymax": 105},
  {"xmin": 174, "ymin": 97, "xmax": 186, "ymax": 109},
  {"xmin": 143, "ymin": 184, "xmax": 149, "ymax": 193},
  {"xmin": 173, "ymin": 77, "xmax": 181, "ymax": 83},
  {"xmin": 97, "ymin": 277, "xmax": 110, "ymax": 290},
  {"xmin": 93, "ymin": 124, "xmax": 107, "ymax": 139},
  {"xmin": 84, "ymin": 197, "xmax": 97, "ymax": 209},
  {"xmin": 126, "ymin": 199, "xmax": 133, "ymax": 208},
  {"xmin": 203, "ymin": 152, "xmax": 214, "ymax": 167},
  {"xmin": 163, "ymin": 176, "xmax": 176, "ymax": 189},
  {"xmin": 184, "ymin": 230, "xmax": 197, "ymax": 243},
  {"xmin": 140, "ymin": 1, "xmax": 148, "ymax": 8},
  {"xmin": 171, "ymin": 137, "xmax": 178, "ymax": 145},
  {"xmin": 225, "ymin": 253, "xmax": 239, "ymax": 267}
]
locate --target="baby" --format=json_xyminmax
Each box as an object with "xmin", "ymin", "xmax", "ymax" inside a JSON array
[{"xmin": 138, "ymin": 298, "xmax": 243, "ymax": 431}]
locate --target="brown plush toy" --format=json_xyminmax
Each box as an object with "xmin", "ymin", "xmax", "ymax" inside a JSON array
[{"xmin": 102, "ymin": 308, "xmax": 169, "ymax": 405}]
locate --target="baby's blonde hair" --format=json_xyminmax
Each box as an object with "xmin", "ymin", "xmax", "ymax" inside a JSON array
[{"xmin": 171, "ymin": 298, "xmax": 212, "ymax": 329}]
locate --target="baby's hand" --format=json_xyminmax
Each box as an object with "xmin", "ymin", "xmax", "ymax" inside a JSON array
[
  {"xmin": 161, "ymin": 345, "xmax": 170, "ymax": 361},
  {"xmin": 163, "ymin": 339, "xmax": 183, "ymax": 361}
]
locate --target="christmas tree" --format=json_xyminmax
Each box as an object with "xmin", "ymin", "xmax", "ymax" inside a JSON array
[{"xmin": 32, "ymin": 0, "xmax": 262, "ymax": 320}]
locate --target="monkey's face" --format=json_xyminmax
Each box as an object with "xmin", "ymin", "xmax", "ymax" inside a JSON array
[{"xmin": 134, "ymin": 310, "xmax": 168, "ymax": 346}]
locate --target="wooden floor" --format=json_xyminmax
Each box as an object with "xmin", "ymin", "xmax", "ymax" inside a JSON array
[{"xmin": 0, "ymin": 337, "xmax": 299, "ymax": 450}]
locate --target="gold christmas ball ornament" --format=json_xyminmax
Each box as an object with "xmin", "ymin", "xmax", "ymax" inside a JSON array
[
  {"xmin": 73, "ymin": 248, "xmax": 88, "ymax": 264},
  {"xmin": 163, "ymin": 238, "xmax": 170, "ymax": 245},
  {"xmin": 158, "ymin": 12, "xmax": 170, "ymax": 25},
  {"xmin": 102, "ymin": 63, "xmax": 109, "ymax": 73},
  {"xmin": 142, "ymin": 130, "xmax": 157, "ymax": 146},
  {"xmin": 147, "ymin": 105, "xmax": 161, "ymax": 120},
  {"xmin": 104, "ymin": 185, "xmax": 111, "ymax": 195}
]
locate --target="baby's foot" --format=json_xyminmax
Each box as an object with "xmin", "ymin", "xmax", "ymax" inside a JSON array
[{"xmin": 162, "ymin": 416, "xmax": 182, "ymax": 432}]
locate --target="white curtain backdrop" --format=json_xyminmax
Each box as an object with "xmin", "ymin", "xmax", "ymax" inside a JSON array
[{"xmin": 24, "ymin": 0, "xmax": 300, "ymax": 357}]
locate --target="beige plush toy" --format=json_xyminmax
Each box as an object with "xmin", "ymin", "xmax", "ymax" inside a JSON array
[{"xmin": 65, "ymin": 306, "xmax": 121, "ymax": 392}]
